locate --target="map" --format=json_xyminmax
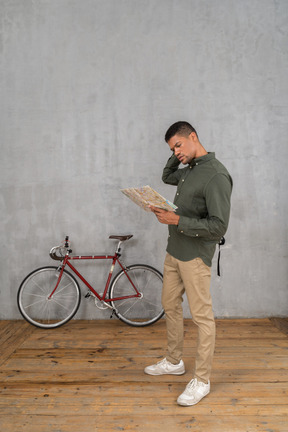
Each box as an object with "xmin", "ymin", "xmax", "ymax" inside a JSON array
[{"xmin": 121, "ymin": 185, "xmax": 177, "ymax": 212}]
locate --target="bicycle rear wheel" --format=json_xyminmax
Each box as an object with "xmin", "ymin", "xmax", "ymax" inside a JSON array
[
  {"xmin": 17, "ymin": 266, "xmax": 81, "ymax": 329},
  {"xmin": 109, "ymin": 264, "xmax": 164, "ymax": 327}
]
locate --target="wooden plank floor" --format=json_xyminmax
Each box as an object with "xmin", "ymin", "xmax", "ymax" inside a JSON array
[{"xmin": 0, "ymin": 318, "xmax": 287, "ymax": 432}]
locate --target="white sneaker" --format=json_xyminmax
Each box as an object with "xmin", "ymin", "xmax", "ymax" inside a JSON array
[
  {"xmin": 177, "ymin": 378, "xmax": 210, "ymax": 406},
  {"xmin": 144, "ymin": 358, "xmax": 185, "ymax": 376}
]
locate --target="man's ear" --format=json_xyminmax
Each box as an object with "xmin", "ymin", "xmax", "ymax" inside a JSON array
[{"xmin": 189, "ymin": 132, "xmax": 197, "ymax": 142}]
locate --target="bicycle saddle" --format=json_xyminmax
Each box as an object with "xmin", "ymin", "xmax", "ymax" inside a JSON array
[{"xmin": 109, "ymin": 235, "xmax": 133, "ymax": 241}]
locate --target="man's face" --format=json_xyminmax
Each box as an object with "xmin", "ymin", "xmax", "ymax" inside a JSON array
[{"xmin": 168, "ymin": 133, "xmax": 197, "ymax": 165}]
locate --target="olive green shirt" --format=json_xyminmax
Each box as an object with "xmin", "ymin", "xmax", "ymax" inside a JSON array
[{"xmin": 162, "ymin": 152, "xmax": 232, "ymax": 266}]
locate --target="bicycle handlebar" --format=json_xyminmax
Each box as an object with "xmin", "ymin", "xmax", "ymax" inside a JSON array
[
  {"xmin": 49, "ymin": 235, "xmax": 72, "ymax": 261},
  {"xmin": 49, "ymin": 246, "xmax": 69, "ymax": 261}
]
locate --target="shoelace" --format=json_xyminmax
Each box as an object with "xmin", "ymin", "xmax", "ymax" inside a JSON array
[{"xmin": 186, "ymin": 379, "xmax": 197, "ymax": 391}]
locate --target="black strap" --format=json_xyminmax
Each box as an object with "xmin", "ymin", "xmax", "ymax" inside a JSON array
[{"xmin": 217, "ymin": 237, "xmax": 225, "ymax": 277}]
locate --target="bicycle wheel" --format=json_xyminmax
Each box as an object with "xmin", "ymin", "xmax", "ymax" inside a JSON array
[
  {"xmin": 109, "ymin": 264, "xmax": 164, "ymax": 327},
  {"xmin": 17, "ymin": 266, "xmax": 81, "ymax": 329}
]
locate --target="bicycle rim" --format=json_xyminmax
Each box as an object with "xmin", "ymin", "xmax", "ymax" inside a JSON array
[
  {"xmin": 109, "ymin": 264, "xmax": 164, "ymax": 327},
  {"xmin": 17, "ymin": 266, "xmax": 81, "ymax": 329}
]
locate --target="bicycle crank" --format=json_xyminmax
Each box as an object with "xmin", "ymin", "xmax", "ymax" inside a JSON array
[{"xmin": 95, "ymin": 295, "xmax": 110, "ymax": 310}]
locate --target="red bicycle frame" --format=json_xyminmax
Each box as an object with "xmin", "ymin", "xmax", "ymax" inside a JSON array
[{"xmin": 49, "ymin": 252, "xmax": 142, "ymax": 303}]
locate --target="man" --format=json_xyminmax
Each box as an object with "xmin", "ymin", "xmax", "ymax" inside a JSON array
[{"xmin": 144, "ymin": 121, "xmax": 232, "ymax": 406}]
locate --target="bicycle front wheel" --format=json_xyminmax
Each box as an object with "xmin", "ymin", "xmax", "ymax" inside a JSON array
[
  {"xmin": 17, "ymin": 266, "xmax": 81, "ymax": 329},
  {"xmin": 109, "ymin": 264, "xmax": 164, "ymax": 327}
]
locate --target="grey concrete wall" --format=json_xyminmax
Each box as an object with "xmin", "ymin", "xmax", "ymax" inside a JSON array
[{"xmin": 1, "ymin": 0, "xmax": 287, "ymax": 319}]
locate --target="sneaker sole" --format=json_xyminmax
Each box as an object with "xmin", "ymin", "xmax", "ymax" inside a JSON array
[
  {"xmin": 177, "ymin": 391, "xmax": 209, "ymax": 406},
  {"xmin": 144, "ymin": 368, "xmax": 185, "ymax": 376}
]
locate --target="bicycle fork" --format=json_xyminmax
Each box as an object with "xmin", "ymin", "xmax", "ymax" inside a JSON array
[{"xmin": 47, "ymin": 264, "xmax": 66, "ymax": 299}]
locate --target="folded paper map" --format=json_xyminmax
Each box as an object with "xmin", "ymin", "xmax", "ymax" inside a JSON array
[{"xmin": 121, "ymin": 185, "xmax": 177, "ymax": 212}]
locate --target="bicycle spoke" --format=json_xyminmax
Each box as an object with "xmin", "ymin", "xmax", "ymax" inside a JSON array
[
  {"xmin": 53, "ymin": 280, "xmax": 74, "ymax": 295},
  {"xmin": 49, "ymin": 298, "xmax": 73, "ymax": 312},
  {"xmin": 116, "ymin": 298, "xmax": 140, "ymax": 315},
  {"xmin": 133, "ymin": 269, "xmax": 153, "ymax": 293},
  {"xmin": 138, "ymin": 297, "xmax": 159, "ymax": 308},
  {"xmin": 31, "ymin": 278, "xmax": 50, "ymax": 295}
]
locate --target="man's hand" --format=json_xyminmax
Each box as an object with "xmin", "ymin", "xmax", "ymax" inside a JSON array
[{"xmin": 149, "ymin": 206, "xmax": 180, "ymax": 225}]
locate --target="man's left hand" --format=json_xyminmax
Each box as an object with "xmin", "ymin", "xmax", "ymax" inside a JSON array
[{"xmin": 149, "ymin": 206, "xmax": 180, "ymax": 225}]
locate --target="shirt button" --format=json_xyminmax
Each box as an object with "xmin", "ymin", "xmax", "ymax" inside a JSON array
[
  {"xmin": 177, "ymin": 193, "xmax": 179, "ymax": 196},
  {"xmin": 196, "ymin": 163, "xmax": 198, "ymax": 166},
  {"xmin": 195, "ymin": 234, "xmax": 199, "ymax": 237},
  {"xmin": 182, "ymin": 179, "xmax": 184, "ymax": 182}
]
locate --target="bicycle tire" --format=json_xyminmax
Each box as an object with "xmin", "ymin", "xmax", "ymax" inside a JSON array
[
  {"xmin": 109, "ymin": 264, "xmax": 164, "ymax": 327},
  {"xmin": 17, "ymin": 266, "xmax": 81, "ymax": 329}
]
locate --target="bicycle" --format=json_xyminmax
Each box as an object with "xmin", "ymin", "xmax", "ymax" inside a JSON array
[{"xmin": 17, "ymin": 235, "xmax": 164, "ymax": 329}]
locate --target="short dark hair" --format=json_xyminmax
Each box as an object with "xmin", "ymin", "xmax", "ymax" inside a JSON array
[{"xmin": 165, "ymin": 121, "xmax": 198, "ymax": 142}]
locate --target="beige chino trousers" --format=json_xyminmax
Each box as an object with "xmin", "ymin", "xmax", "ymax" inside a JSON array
[{"xmin": 162, "ymin": 253, "xmax": 215, "ymax": 384}]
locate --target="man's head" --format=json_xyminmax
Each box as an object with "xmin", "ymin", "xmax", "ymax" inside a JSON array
[
  {"xmin": 165, "ymin": 121, "xmax": 205, "ymax": 165},
  {"xmin": 165, "ymin": 121, "xmax": 198, "ymax": 143}
]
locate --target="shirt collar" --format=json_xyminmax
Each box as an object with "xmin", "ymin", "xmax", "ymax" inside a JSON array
[{"xmin": 189, "ymin": 152, "xmax": 215, "ymax": 168}]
